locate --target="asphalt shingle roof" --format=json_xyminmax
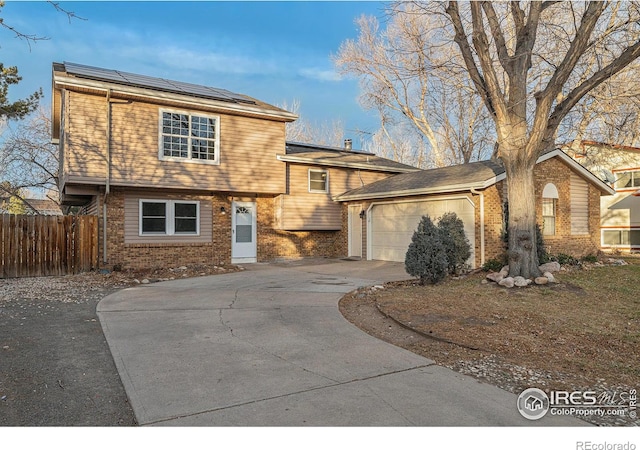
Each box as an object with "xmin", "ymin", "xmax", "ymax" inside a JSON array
[
  {"xmin": 283, "ymin": 142, "xmax": 419, "ymax": 173},
  {"xmin": 336, "ymin": 159, "xmax": 505, "ymax": 200}
]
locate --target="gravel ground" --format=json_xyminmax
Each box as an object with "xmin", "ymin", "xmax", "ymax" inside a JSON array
[{"xmin": 0, "ymin": 264, "xmax": 240, "ymax": 426}]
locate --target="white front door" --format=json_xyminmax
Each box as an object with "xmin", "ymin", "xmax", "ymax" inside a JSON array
[
  {"xmin": 348, "ymin": 204, "xmax": 363, "ymax": 258},
  {"xmin": 232, "ymin": 201, "xmax": 257, "ymax": 263}
]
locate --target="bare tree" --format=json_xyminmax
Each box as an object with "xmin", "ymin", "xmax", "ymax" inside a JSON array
[
  {"xmin": 0, "ymin": 1, "xmax": 84, "ymax": 120},
  {"xmin": 563, "ymin": 61, "xmax": 640, "ymax": 146},
  {"xmin": 0, "ymin": 108, "xmax": 59, "ymax": 207},
  {"xmin": 362, "ymin": 119, "xmax": 430, "ymax": 167},
  {"xmin": 441, "ymin": 1, "xmax": 640, "ymax": 277},
  {"xmin": 334, "ymin": 5, "xmax": 494, "ymax": 166},
  {"xmin": 280, "ymin": 99, "xmax": 346, "ymax": 147}
]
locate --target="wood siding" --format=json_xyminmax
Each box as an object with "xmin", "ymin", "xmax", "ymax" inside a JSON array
[
  {"xmin": 123, "ymin": 190, "xmax": 213, "ymax": 244},
  {"xmin": 278, "ymin": 164, "xmax": 391, "ymax": 230},
  {"xmin": 63, "ymin": 90, "xmax": 287, "ymax": 194}
]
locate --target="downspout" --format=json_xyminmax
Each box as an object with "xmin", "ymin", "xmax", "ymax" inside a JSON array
[
  {"xmin": 103, "ymin": 89, "xmax": 112, "ymax": 265},
  {"xmin": 470, "ymin": 188, "xmax": 485, "ymax": 267}
]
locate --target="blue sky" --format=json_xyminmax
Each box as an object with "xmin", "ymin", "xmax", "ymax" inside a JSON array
[{"xmin": 1, "ymin": 1, "xmax": 387, "ymax": 145}]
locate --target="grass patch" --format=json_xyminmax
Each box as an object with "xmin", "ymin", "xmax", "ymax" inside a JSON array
[{"xmin": 374, "ymin": 265, "xmax": 640, "ymax": 390}]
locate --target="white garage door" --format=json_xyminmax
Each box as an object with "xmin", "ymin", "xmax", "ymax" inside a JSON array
[{"xmin": 370, "ymin": 198, "xmax": 476, "ymax": 266}]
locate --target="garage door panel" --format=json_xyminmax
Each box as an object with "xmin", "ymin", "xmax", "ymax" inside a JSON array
[{"xmin": 370, "ymin": 199, "xmax": 475, "ymax": 267}]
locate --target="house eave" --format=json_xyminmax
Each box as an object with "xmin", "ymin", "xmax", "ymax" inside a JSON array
[
  {"xmin": 53, "ymin": 75, "xmax": 298, "ymax": 122},
  {"xmin": 538, "ymin": 149, "xmax": 615, "ymax": 195},
  {"xmin": 277, "ymin": 154, "xmax": 419, "ymax": 174},
  {"xmin": 334, "ymin": 183, "xmax": 490, "ymax": 202}
]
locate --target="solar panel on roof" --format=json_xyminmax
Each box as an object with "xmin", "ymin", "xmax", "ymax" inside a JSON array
[
  {"xmin": 118, "ymin": 72, "xmax": 178, "ymax": 91},
  {"xmin": 64, "ymin": 62, "xmax": 129, "ymax": 84},
  {"xmin": 63, "ymin": 62, "xmax": 256, "ymax": 105},
  {"xmin": 169, "ymin": 80, "xmax": 236, "ymax": 102}
]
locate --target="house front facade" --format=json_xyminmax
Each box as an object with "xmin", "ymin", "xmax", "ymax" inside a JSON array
[
  {"xmin": 52, "ymin": 62, "xmax": 417, "ymax": 270},
  {"xmin": 336, "ymin": 149, "xmax": 615, "ymax": 268}
]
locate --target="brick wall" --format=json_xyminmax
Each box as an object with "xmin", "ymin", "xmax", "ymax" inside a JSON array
[
  {"xmin": 100, "ymin": 188, "xmax": 232, "ymax": 270},
  {"xmin": 98, "ymin": 190, "xmax": 348, "ymax": 270},
  {"xmin": 256, "ymin": 196, "xmax": 347, "ymax": 261},
  {"xmin": 477, "ymin": 182, "xmax": 507, "ymax": 267},
  {"xmin": 532, "ymin": 157, "xmax": 601, "ymax": 257}
]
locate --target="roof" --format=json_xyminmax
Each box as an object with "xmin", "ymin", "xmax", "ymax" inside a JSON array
[
  {"xmin": 336, "ymin": 149, "xmax": 615, "ymax": 201},
  {"xmin": 0, "ymin": 197, "xmax": 62, "ymax": 215},
  {"xmin": 52, "ymin": 62, "xmax": 297, "ymax": 122},
  {"xmin": 278, "ymin": 142, "xmax": 419, "ymax": 174},
  {"xmin": 27, "ymin": 199, "xmax": 63, "ymax": 216}
]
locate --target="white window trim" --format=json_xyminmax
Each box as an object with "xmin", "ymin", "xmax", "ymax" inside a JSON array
[
  {"xmin": 542, "ymin": 197, "xmax": 556, "ymax": 236},
  {"xmin": 158, "ymin": 108, "xmax": 220, "ymax": 165},
  {"xmin": 613, "ymin": 170, "xmax": 640, "ymax": 191},
  {"xmin": 308, "ymin": 169, "xmax": 329, "ymax": 193},
  {"xmin": 139, "ymin": 199, "xmax": 200, "ymax": 236},
  {"xmin": 601, "ymin": 228, "xmax": 640, "ymax": 248}
]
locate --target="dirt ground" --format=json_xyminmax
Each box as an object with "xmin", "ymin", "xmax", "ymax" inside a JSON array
[
  {"xmin": 339, "ymin": 261, "xmax": 640, "ymax": 427},
  {"xmin": 0, "ymin": 264, "xmax": 240, "ymax": 426}
]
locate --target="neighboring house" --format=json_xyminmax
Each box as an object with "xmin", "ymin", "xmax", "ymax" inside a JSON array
[
  {"xmin": 564, "ymin": 141, "xmax": 640, "ymax": 252},
  {"xmin": 336, "ymin": 149, "xmax": 614, "ymax": 268},
  {"xmin": 52, "ymin": 62, "xmax": 417, "ymax": 269},
  {"xmin": 0, "ymin": 195, "xmax": 62, "ymax": 216}
]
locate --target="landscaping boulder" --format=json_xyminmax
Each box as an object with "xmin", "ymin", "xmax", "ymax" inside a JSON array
[
  {"xmin": 534, "ymin": 277, "xmax": 548, "ymax": 285},
  {"xmin": 543, "ymin": 272, "xmax": 556, "ymax": 283},
  {"xmin": 514, "ymin": 276, "xmax": 531, "ymax": 287},
  {"xmin": 499, "ymin": 266, "xmax": 510, "ymax": 278},
  {"xmin": 498, "ymin": 277, "xmax": 515, "ymax": 288},
  {"xmin": 486, "ymin": 272, "xmax": 504, "ymax": 283},
  {"xmin": 539, "ymin": 261, "xmax": 561, "ymax": 273}
]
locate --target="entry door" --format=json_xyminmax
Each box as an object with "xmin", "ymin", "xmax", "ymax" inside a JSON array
[
  {"xmin": 348, "ymin": 204, "xmax": 363, "ymax": 258},
  {"xmin": 232, "ymin": 201, "xmax": 257, "ymax": 263}
]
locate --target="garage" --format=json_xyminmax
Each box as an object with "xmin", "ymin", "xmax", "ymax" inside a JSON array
[{"xmin": 368, "ymin": 197, "xmax": 476, "ymax": 265}]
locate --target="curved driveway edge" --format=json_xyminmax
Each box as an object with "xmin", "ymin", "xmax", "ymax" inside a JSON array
[{"xmin": 97, "ymin": 259, "xmax": 585, "ymax": 426}]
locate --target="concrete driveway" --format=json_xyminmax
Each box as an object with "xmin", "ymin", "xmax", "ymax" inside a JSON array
[{"xmin": 98, "ymin": 259, "xmax": 583, "ymax": 426}]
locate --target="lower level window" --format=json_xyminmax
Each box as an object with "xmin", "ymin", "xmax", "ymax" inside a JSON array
[
  {"xmin": 140, "ymin": 200, "xmax": 199, "ymax": 235},
  {"xmin": 602, "ymin": 229, "xmax": 640, "ymax": 247}
]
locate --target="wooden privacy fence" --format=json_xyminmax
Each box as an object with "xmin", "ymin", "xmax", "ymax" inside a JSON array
[{"xmin": 0, "ymin": 215, "xmax": 98, "ymax": 278}]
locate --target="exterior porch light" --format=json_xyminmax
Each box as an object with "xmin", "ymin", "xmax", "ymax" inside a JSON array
[
  {"xmin": 220, "ymin": 206, "xmax": 227, "ymax": 214},
  {"xmin": 359, "ymin": 210, "xmax": 366, "ymax": 219}
]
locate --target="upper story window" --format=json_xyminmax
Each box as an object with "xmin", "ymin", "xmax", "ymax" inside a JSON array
[
  {"xmin": 159, "ymin": 110, "xmax": 220, "ymax": 165},
  {"xmin": 309, "ymin": 169, "xmax": 328, "ymax": 193},
  {"xmin": 614, "ymin": 170, "xmax": 640, "ymax": 190}
]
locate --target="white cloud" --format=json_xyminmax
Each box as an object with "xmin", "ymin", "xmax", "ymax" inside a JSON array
[
  {"xmin": 155, "ymin": 46, "xmax": 281, "ymax": 76},
  {"xmin": 298, "ymin": 67, "xmax": 342, "ymax": 82}
]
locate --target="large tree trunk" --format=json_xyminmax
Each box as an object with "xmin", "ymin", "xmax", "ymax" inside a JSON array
[{"xmin": 504, "ymin": 158, "xmax": 542, "ymax": 279}]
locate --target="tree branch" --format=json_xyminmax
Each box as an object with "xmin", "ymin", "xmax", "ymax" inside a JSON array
[
  {"xmin": 445, "ymin": 1, "xmax": 499, "ymax": 118},
  {"xmin": 546, "ymin": 37, "xmax": 640, "ymax": 140}
]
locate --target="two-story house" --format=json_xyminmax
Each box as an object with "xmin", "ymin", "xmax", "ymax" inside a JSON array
[
  {"xmin": 565, "ymin": 140, "xmax": 640, "ymax": 252},
  {"xmin": 52, "ymin": 62, "xmax": 418, "ymax": 269}
]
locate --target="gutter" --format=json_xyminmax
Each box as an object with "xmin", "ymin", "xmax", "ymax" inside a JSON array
[
  {"xmin": 334, "ymin": 181, "xmax": 496, "ymax": 202},
  {"xmin": 470, "ymin": 188, "xmax": 485, "ymax": 267},
  {"xmin": 103, "ymin": 88, "xmax": 112, "ymax": 265}
]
